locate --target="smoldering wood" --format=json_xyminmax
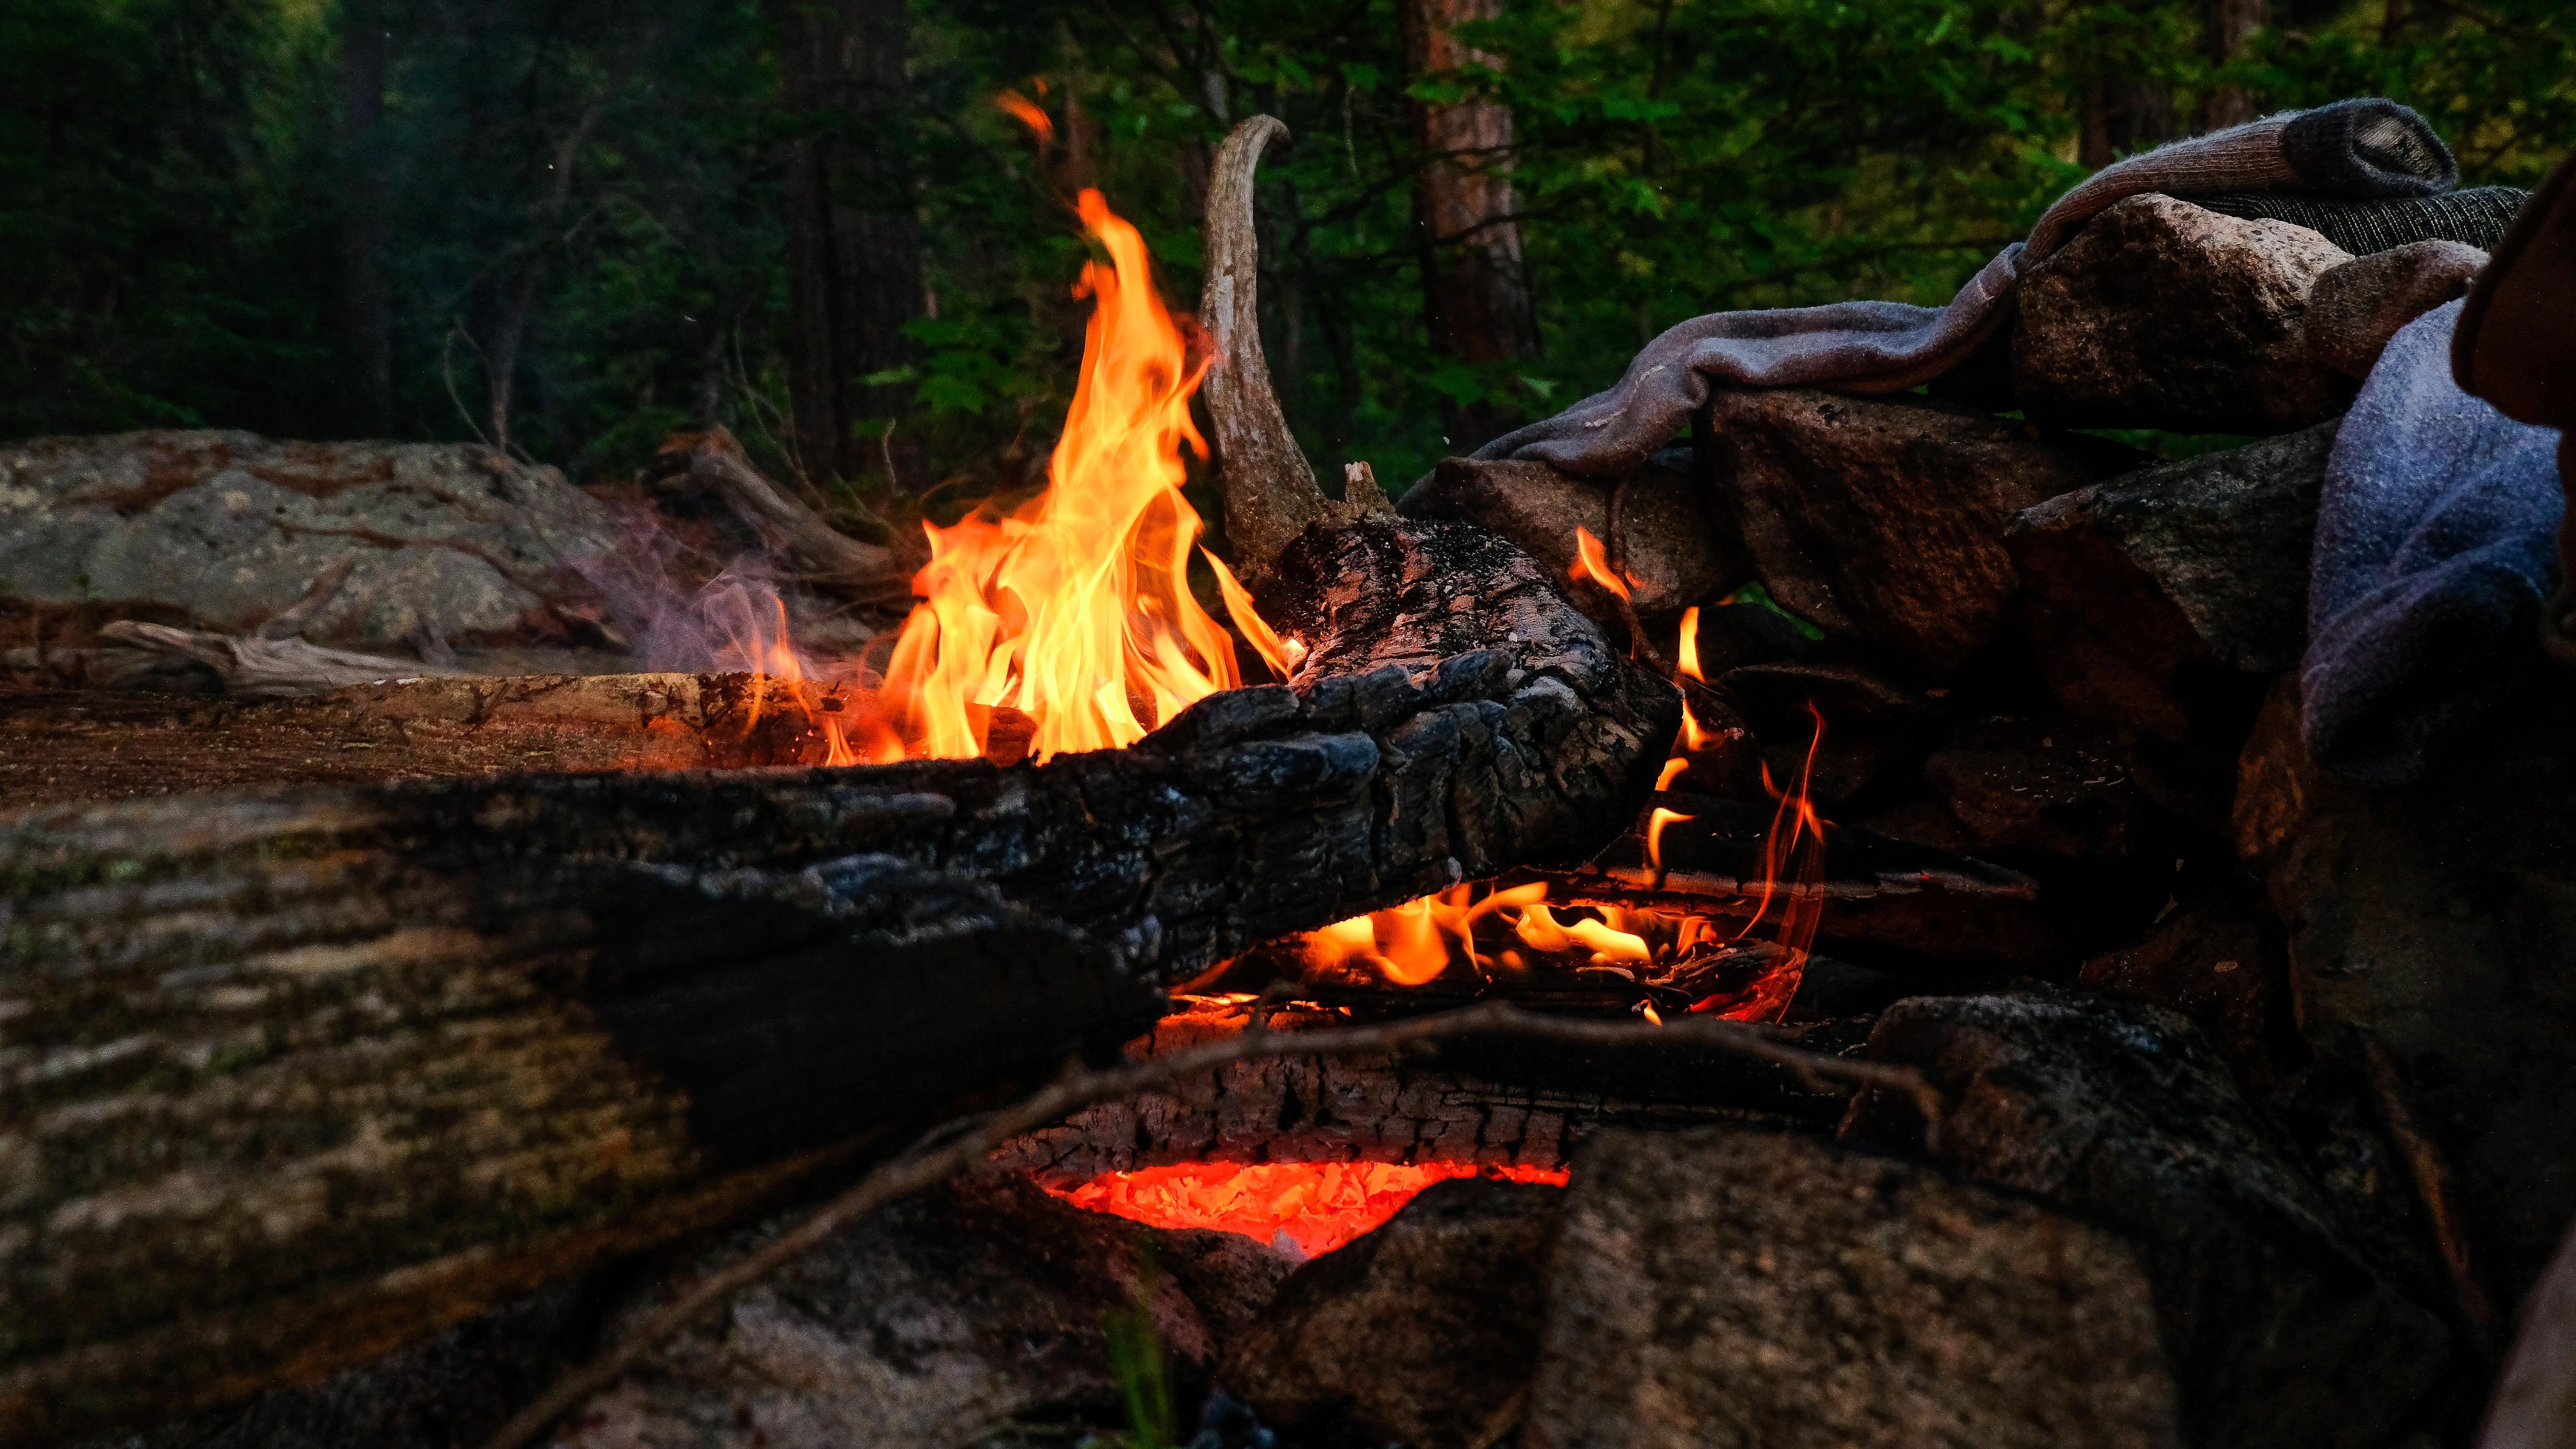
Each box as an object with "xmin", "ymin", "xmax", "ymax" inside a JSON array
[
  {"xmin": 990, "ymin": 1000, "xmax": 1871, "ymax": 1187},
  {"xmin": 478, "ymin": 997, "xmax": 1931, "ymax": 1449},
  {"xmin": 0, "ymin": 515, "xmax": 1676, "ymax": 1443}
]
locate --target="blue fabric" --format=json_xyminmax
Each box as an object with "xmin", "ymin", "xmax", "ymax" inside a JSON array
[{"xmin": 2301, "ymin": 298, "xmax": 2565, "ymax": 786}]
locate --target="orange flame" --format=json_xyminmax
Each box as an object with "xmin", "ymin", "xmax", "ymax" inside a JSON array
[
  {"xmin": 1693, "ymin": 702, "xmax": 1828, "ymax": 1021},
  {"xmin": 1046, "ymin": 1161, "xmax": 1569, "ymax": 1258},
  {"xmin": 1569, "ymin": 526, "xmax": 1639, "ymax": 601},
  {"xmin": 867, "ymin": 190, "xmax": 1260, "ymax": 763},
  {"xmin": 996, "ymin": 89, "xmax": 1054, "ymax": 143},
  {"xmin": 1676, "ymin": 604, "xmax": 1704, "ymax": 682}
]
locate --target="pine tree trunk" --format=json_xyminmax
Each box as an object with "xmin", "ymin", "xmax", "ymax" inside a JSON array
[
  {"xmin": 339, "ymin": 0, "xmax": 392, "ymax": 432},
  {"xmin": 1400, "ymin": 0, "xmax": 1540, "ymax": 453},
  {"xmin": 2202, "ymin": 0, "xmax": 2264, "ymax": 132},
  {"xmin": 769, "ymin": 0, "xmax": 925, "ymax": 491}
]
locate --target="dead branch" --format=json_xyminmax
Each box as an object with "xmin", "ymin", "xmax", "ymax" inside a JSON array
[
  {"xmin": 659, "ymin": 426, "xmax": 912, "ymax": 605},
  {"xmin": 97, "ymin": 619, "xmax": 471, "ymax": 696},
  {"xmin": 1201, "ymin": 116, "xmax": 1331, "ymax": 591},
  {"xmin": 476, "ymin": 999, "xmax": 1940, "ymax": 1449}
]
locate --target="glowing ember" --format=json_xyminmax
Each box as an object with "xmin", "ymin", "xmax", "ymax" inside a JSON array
[{"xmin": 1045, "ymin": 1160, "xmax": 1569, "ymax": 1258}]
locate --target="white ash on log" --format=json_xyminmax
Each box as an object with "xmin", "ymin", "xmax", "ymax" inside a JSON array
[
  {"xmin": 0, "ymin": 509, "xmax": 1677, "ymax": 1442},
  {"xmin": 1844, "ymin": 987, "xmax": 2454, "ymax": 1449},
  {"xmin": 2013, "ymin": 195, "xmax": 2354, "ymax": 434}
]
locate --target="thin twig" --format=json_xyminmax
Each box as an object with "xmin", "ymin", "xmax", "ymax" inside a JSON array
[{"xmin": 478, "ymin": 1000, "xmax": 1937, "ymax": 1449}]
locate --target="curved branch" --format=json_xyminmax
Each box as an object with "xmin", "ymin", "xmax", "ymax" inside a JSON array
[{"xmin": 1201, "ymin": 115, "xmax": 1331, "ymax": 591}]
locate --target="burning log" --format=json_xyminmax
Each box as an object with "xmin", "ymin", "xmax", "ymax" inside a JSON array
[{"xmin": 0, "ymin": 510, "xmax": 1676, "ymax": 1441}]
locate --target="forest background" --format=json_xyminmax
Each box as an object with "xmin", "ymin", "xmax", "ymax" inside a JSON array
[{"xmin": 6, "ymin": 0, "xmax": 2572, "ymax": 523}]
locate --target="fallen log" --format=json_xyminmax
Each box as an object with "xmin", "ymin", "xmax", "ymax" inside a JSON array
[{"xmin": 0, "ymin": 514, "xmax": 1677, "ymax": 1443}]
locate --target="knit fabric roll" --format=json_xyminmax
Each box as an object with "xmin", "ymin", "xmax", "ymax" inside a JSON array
[
  {"xmin": 2193, "ymin": 186, "xmax": 2527, "ymax": 256},
  {"xmin": 2301, "ymin": 299, "xmax": 2562, "ymax": 786},
  {"xmin": 1472, "ymin": 98, "xmax": 2459, "ymax": 478}
]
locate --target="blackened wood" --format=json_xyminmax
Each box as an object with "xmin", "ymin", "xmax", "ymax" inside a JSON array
[{"xmin": 0, "ymin": 516, "xmax": 1675, "ymax": 1442}]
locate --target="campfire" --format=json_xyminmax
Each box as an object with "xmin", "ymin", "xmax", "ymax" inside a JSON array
[{"xmin": 0, "ymin": 102, "xmax": 2555, "ymax": 1449}]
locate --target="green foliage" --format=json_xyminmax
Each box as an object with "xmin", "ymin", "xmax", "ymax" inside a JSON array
[
  {"xmin": 2, "ymin": 0, "xmax": 2572, "ymax": 488},
  {"xmin": 1099, "ymin": 1255, "xmax": 1178, "ymax": 1449}
]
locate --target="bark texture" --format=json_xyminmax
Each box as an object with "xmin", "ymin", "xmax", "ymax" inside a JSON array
[
  {"xmin": 0, "ymin": 516, "xmax": 1676, "ymax": 1442},
  {"xmin": 1401, "ymin": 0, "xmax": 1539, "ymax": 451},
  {"xmin": 1200, "ymin": 117, "xmax": 1329, "ymax": 592},
  {"xmin": 768, "ymin": 0, "xmax": 923, "ymax": 488}
]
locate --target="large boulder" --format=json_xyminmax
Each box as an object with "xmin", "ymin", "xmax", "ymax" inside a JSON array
[
  {"xmin": 0, "ymin": 431, "xmax": 621, "ymax": 649},
  {"xmin": 1845, "ymin": 988, "xmax": 2452, "ymax": 1449},
  {"xmin": 2014, "ymin": 195, "xmax": 2353, "ymax": 434},
  {"xmin": 1523, "ymin": 1125, "xmax": 2179, "ymax": 1449},
  {"xmin": 2237, "ymin": 673, "xmax": 2576, "ymax": 1315},
  {"xmin": 1705, "ymin": 388, "xmax": 2138, "ymax": 676},
  {"xmin": 2007, "ymin": 420, "xmax": 2336, "ymax": 742},
  {"xmin": 1398, "ymin": 449, "xmax": 1730, "ymax": 619},
  {"xmin": 1218, "ymin": 1176, "xmax": 1561, "ymax": 1449},
  {"xmin": 548, "ymin": 1175, "xmax": 1285, "ymax": 1449}
]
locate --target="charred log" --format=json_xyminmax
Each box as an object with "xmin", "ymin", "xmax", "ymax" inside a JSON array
[{"xmin": 0, "ymin": 515, "xmax": 1675, "ymax": 1442}]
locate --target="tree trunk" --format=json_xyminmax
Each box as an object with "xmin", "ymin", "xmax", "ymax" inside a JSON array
[
  {"xmin": 339, "ymin": 0, "xmax": 392, "ymax": 432},
  {"xmin": 2202, "ymin": 0, "xmax": 2264, "ymax": 132},
  {"xmin": 1400, "ymin": 0, "xmax": 1540, "ymax": 453},
  {"xmin": 769, "ymin": 0, "xmax": 925, "ymax": 491}
]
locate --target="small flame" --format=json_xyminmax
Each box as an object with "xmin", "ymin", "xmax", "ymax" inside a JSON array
[
  {"xmin": 1047, "ymin": 1161, "xmax": 1569, "ymax": 1258},
  {"xmin": 1692, "ymin": 703, "xmax": 1828, "ymax": 1021},
  {"xmin": 1646, "ymin": 805, "xmax": 1692, "ymax": 870},
  {"xmin": 1206, "ymin": 549, "xmax": 1297, "ymax": 680},
  {"xmin": 1569, "ymin": 526, "xmax": 1639, "ymax": 602},
  {"xmin": 996, "ymin": 89, "xmax": 1054, "ymax": 143},
  {"xmin": 1677, "ymin": 604, "xmax": 1704, "ymax": 682},
  {"xmin": 1642, "ymin": 1002, "xmax": 1664, "ymax": 1026}
]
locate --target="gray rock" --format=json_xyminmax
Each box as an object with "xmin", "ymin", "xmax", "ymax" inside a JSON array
[
  {"xmin": 1706, "ymin": 388, "xmax": 2137, "ymax": 676},
  {"xmin": 2014, "ymin": 195, "xmax": 2354, "ymax": 433},
  {"xmin": 1844, "ymin": 988, "xmax": 2452, "ymax": 1449},
  {"xmin": 2007, "ymin": 420, "xmax": 2336, "ymax": 740},
  {"xmin": 1523, "ymin": 1125, "xmax": 2179, "ymax": 1449},
  {"xmin": 0, "ymin": 431, "xmax": 621, "ymax": 649},
  {"xmin": 2308, "ymin": 240, "xmax": 2487, "ymax": 381},
  {"xmin": 2236, "ymin": 672, "xmax": 2576, "ymax": 1316},
  {"xmin": 1218, "ymin": 1177, "xmax": 1560, "ymax": 1449},
  {"xmin": 549, "ymin": 1174, "xmax": 1286, "ymax": 1449},
  {"xmin": 1400, "ymin": 449, "xmax": 1731, "ymax": 619}
]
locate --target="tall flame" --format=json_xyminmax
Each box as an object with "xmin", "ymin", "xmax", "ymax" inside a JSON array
[{"xmin": 870, "ymin": 190, "xmax": 1253, "ymax": 763}]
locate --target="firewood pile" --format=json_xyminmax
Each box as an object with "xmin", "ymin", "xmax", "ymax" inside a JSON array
[{"xmin": 4, "ymin": 117, "xmax": 2572, "ymax": 1449}]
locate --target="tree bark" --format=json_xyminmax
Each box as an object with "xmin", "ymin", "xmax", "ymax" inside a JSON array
[
  {"xmin": 0, "ymin": 517, "xmax": 1677, "ymax": 1442},
  {"xmin": 1400, "ymin": 0, "xmax": 1540, "ymax": 452},
  {"xmin": 2202, "ymin": 0, "xmax": 2265, "ymax": 132},
  {"xmin": 339, "ymin": 0, "xmax": 392, "ymax": 431},
  {"xmin": 769, "ymin": 0, "xmax": 925, "ymax": 491}
]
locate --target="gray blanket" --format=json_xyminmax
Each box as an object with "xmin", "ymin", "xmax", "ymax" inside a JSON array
[
  {"xmin": 2301, "ymin": 299, "xmax": 2563, "ymax": 786},
  {"xmin": 1473, "ymin": 99, "xmax": 2459, "ymax": 477}
]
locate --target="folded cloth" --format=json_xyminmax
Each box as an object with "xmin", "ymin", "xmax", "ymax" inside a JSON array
[
  {"xmin": 2193, "ymin": 185, "xmax": 2527, "ymax": 255},
  {"xmin": 1472, "ymin": 98, "xmax": 2458, "ymax": 477},
  {"xmin": 2301, "ymin": 299, "xmax": 2564, "ymax": 786}
]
